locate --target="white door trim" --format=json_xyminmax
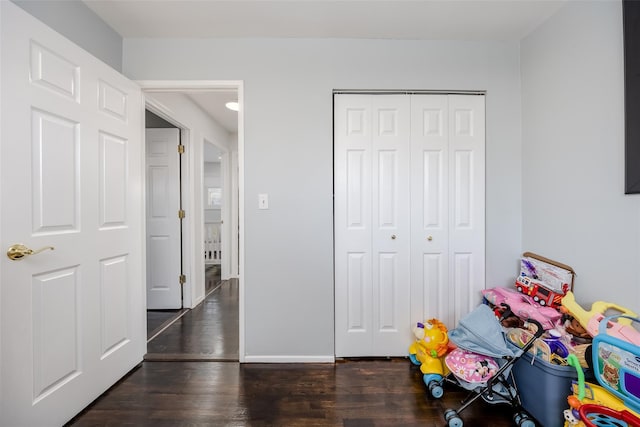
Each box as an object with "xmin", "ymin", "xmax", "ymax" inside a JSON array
[{"xmin": 138, "ymin": 80, "xmax": 245, "ymax": 362}]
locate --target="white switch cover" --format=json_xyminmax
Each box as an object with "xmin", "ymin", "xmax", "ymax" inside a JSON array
[{"xmin": 258, "ymin": 193, "xmax": 269, "ymax": 209}]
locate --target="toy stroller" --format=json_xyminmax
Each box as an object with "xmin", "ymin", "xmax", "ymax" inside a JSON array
[{"xmin": 436, "ymin": 304, "xmax": 544, "ymax": 427}]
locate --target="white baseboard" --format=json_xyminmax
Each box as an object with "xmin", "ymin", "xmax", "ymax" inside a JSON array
[{"xmin": 243, "ymin": 355, "xmax": 335, "ymax": 363}]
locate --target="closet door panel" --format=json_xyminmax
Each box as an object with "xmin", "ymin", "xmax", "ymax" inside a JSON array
[
  {"xmin": 449, "ymin": 95, "xmax": 486, "ymax": 319},
  {"xmin": 334, "ymin": 95, "xmax": 373, "ymax": 356},
  {"xmin": 371, "ymin": 95, "xmax": 410, "ymax": 356},
  {"xmin": 410, "ymin": 95, "xmax": 451, "ymax": 325},
  {"xmin": 454, "ymin": 150, "xmax": 473, "ymax": 228},
  {"xmin": 346, "ymin": 252, "xmax": 368, "ymax": 331}
]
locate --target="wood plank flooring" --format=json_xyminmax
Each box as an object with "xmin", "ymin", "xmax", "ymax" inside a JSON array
[
  {"xmin": 67, "ymin": 359, "xmax": 518, "ymax": 426},
  {"xmin": 147, "ymin": 309, "xmax": 183, "ymax": 338},
  {"xmin": 145, "ymin": 279, "xmax": 239, "ymax": 361},
  {"xmin": 67, "ymin": 277, "xmax": 519, "ymax": 426}
]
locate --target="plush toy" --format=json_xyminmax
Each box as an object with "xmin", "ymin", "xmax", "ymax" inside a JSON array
[{"xmin": 408, "ymin": 318, "xmax": 451, "ymax": 398}]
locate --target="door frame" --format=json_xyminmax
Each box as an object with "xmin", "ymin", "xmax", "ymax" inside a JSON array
[{"xmin": 138, "ymin": 80, "xmax": 245, "ymax": 361}]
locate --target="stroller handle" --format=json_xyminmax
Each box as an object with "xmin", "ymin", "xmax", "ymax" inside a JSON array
[{"xmin": 524, "ymin": 318, "xmax": 545, "ymax": 339}]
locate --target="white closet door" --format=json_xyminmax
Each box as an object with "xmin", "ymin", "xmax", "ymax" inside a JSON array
[
  {"xmin": 334, "ymin": 95, "xmax": 411, "ymax": 357},
  {"xmin": 409, "ymin": 94, "xmax": 485, "ymax": 329},
  {"xmin": 371, "ymin": 95, "xmax": 411, "ymax": 356},
  {"xmin": 335, "ymin": 93, "xmax": 485, "ymax": 356},
  {"xmin": 335, "ymin": 95, "xmax": 373, "ymax": 356},
  {"xmin": 409, "ymin": 95, "xmax": 451, "ymax": 325},
  {"xmin": 448, "ymin": 95, "xmax": 485, "ymax": 324}
]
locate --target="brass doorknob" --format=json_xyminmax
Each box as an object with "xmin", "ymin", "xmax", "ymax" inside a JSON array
[
  {"xmin": 427, "ymin": 236, "xmax": 433, "ymax": 241},
  {"xmin": 7, "ymin": 244, "xmax": 54, "ymax": 261},
  {"xmin": 391, "ymin": 235, "xmax": 397, "ymax": 240}
]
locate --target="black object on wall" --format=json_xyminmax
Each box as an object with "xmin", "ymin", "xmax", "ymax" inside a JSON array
[{"xmin": 624, "ymin": 0, "xmax": 640, "ymax": 194}]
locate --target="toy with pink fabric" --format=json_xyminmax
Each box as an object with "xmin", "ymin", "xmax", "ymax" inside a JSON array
[{"xmin": 482, "ymin": 286, "xmax": 562, "ymax": 330}]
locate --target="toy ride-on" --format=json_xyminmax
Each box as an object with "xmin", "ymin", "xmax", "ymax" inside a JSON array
[{"xmin": 409, "ymin": 318, "xmax": 451, "ymax": 398}]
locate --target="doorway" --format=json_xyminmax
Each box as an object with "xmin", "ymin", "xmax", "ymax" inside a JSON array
[
  {"xmin": 144, "ymin": 111, "xmax": 185, "ymax": 338},
  {"xmin": 140, "ymin": 82, "xmax": 244, "ymax": 361}
]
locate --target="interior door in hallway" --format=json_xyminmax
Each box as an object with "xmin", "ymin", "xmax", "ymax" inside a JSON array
[
  {"xmin": 146, "ymin": 128, "xmax": 182, "ymax": 309},
  {"xmin": 0, "ymin": 2, "xmax": 145, "ymax": 425}
]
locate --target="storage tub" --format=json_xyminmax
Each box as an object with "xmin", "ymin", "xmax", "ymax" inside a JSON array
[{"xmin": 510, "ymin": 344, "xmax": 590, "ymax": 427}]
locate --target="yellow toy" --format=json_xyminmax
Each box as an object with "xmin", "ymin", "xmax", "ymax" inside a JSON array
[
  {"xmin": 561, "ymin": 291, "xmax": 640, "ymax": 344},
  {"xmin": 408, "ymin": 318, "xmax": 451, "ymax": 398},
  {"xmin": 564, "ymin": 381, "xmax": 640, "ymax": 426},
  {"xmin": 563, "ymin": 354, "xmax": 640, "ymax": 426}
]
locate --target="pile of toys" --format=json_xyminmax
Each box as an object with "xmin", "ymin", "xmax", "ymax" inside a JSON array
[{"xmin": 409, "ymin": 252, "xmax": 640, "ymax": 427}]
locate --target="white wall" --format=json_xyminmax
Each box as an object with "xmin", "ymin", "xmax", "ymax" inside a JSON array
[
  {"xmin": 145, "ymin": 92, "xmax": 232, "ymax": 307},
  {"xmin": 521, "ymin": 1, "xmax": 640, "ymax": 311},
  {"xmin": 12, "ymin": 0, "xmax": 122, "ymax": 71},
  {"xmin": 125, "ymin": 38, "xmax": 523, "ymax": 360}
]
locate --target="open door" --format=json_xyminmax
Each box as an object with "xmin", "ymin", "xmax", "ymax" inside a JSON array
[
  {"xmin": 146, "ymin": 128, "xmax": 183, "ymax": 309},
  {"xmin": 0, "ymin": 2, "xmax": 145, "ymax": 425}
]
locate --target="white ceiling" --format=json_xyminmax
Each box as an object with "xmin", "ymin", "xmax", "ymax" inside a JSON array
[
  {"xmin": 84, "ymin": 0, "xmax": 567, "ymax": 41},
  {"xmin": 185, "ymin": 90, "xmax": 239, "ymax": 134},
  {"xmin": 86, "ymin": 0, "xmax": 568, "ymax": 137}
]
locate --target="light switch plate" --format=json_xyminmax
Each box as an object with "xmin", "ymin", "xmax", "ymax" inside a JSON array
[{"xmin": 258, "ymin": 193, "xmax": 269, "ymax": 209}]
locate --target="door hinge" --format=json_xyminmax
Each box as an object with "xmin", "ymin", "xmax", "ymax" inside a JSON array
[
  {"xmin": 178, "ymin": 209, "xmax": 186, "ymax": 219},
  {"xmin": 179, "ymin": 274, "xmax": 186, "ymax": 285},
  {"xmin": 178, "ymin": 144, "xmax": 185, "ymax": 154}
]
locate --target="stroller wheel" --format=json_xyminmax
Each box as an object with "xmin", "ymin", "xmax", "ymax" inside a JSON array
[
  {"xmin": 445, "ymin": 409, "xmax": 463, "ymax": 427},
  {"xmin": 514, "ymin": 412, "xmax": 535, "ymax": 427},
  {"xmin": 428, "ymin": 380, "xmax": 443, "ymax": 399}
]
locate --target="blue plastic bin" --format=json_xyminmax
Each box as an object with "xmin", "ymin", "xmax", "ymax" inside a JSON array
[{"xmin": 510, "ymin": 345, "xmax": 588, "ymax": 427}]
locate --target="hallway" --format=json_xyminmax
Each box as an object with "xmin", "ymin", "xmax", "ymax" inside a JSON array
[{"xmin": 146, "ymin": 278, "xmax": 239, "ymax": 361}]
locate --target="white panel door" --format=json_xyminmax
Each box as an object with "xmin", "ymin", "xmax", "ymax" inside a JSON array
[
  {"xmin": 370, "ymin": 96, "xmax": 411, "ymax": 355},
  {"xmin": 0, "ymin": 3, "xmax": 145, "ymax": 426},
  {"xmin": 409, "ymin": 94, "xmax": 485, "ymax": 329},
  {"xmin": 335, "ymin": 95, "xmax": 373, "ymax": 356},
  {"xmin": 410, "ymin": 95, "xmax": 451, "ymax": 325},
  {"xmin": 334, "ymin": 94, "xmax": 411, "ymax": 357},
  {"xmin": 448, "ymin": 95, "xmax": 485, "ymax": 323},
  {"xmin": 335, "ymin": 93, "xmax": 485, "ymax": 356},
  {"xmin": 146, "ymin": 128, "xmax": 182, "ymax": 309}
]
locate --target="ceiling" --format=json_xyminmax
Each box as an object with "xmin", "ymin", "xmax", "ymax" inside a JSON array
[
  {"xmin": 83, "ymin": 0, "xmax": 567, "ymax": 41},
  {"xmin": 186, "ymin": 90, "xmax": 239, "ymax": 134},
  {"xmin": 85, "ymin": 0, "xmax": 568, "ymax": 137}
]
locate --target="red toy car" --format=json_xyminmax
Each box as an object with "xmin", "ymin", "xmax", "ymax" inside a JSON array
[{"xmin": 515, "ymin": 275, "xmax": 568, "ymax": 308}]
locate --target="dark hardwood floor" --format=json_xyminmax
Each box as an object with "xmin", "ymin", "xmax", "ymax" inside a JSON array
[
  {"xmin": 67, "ymin": 359, "xmax": 518, "ymax": 426},
  {"xmin": 147, "ymin": 309, "xmax": 183, "ymax": 338},
  {"xmin": 68, "ymin": 272, "xmax": 519, "ymax": 427},
  {"xmin": 146, "ymin": 278, "xmax": 239, "ymax": 361}
]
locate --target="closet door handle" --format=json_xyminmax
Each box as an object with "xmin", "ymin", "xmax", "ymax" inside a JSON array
[
  {"xmin": 391, "ymin": 235, "xmax": 397, "ymax": 240},
  {"xmin": 427, "ymin": 236, "xmax": 433, "ymax": 241}
]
